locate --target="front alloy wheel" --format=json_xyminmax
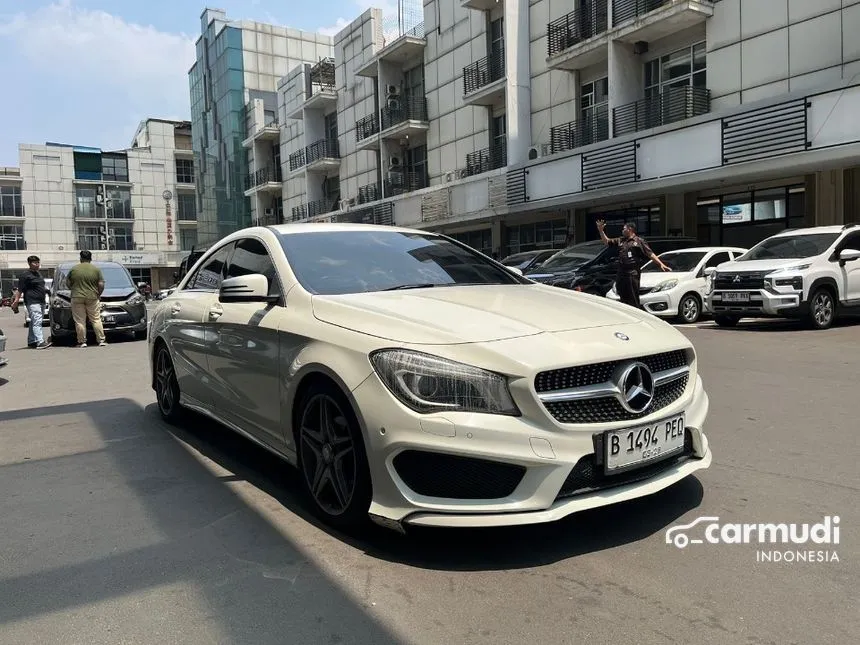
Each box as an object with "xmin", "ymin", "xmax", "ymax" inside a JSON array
[
  {"xmin": 809, "ymin": 288, "xmax": 835, "ymax": 330},
  {"xmin": 297, "ymin": 388, "xmax": 371, "ymax": 530},
  {"xmin": 155, "ymin": 346, "xmax": 183, "ymax": 423},
  {"xmin": 678, "ymin": 294, "xmax": 701, "ymax": 324}
]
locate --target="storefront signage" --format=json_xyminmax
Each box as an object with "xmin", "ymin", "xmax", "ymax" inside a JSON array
[{"xmin": 116, "ymin": 253, "xmax": 160, "ymax": 266}]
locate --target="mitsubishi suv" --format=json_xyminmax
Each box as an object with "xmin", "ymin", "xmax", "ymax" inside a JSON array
[{"xmin": 705, "ymin": 224, "xmax": 860, "ymax": 329}]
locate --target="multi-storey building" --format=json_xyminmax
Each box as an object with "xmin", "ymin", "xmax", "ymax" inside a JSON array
[
  {"xmin": 267, "ymin": 0, "xmax": 860, "ymax": 259},
  {"xmin": 189, "ymin": 8, "xmax": 333, "ymax": 245},
  {"xmin": 0, "ymin": 119, "xmax": 199, "ymax": 295}
]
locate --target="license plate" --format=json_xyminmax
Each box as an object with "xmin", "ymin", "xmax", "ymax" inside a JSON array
[
  {"xmin": 605, "ymin": 413, "xmax": 686, "ymax": 473},
  {"xmin": 102, "ymin": 314, "xmax": 115, "ymax": 324},
  {"xmin": 723, "ymin": 292, "xmax": 749, "ymax": 302}
]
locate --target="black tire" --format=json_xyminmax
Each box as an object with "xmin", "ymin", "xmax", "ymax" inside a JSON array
[
  {"xmin": 807, "ymin": 288, "xmax": 836, "ymax": 330},
  {"xmin": 154, "ymin": 345, "xmax": 183, "ymax": 424},
  {"xmin": 677, "ymin": 293, "xmax": 702, "ymax": 324},
  {"xmin": 714, "ymin": 315, "xmax": 739, "ymax": 327},
  {"xmin": 295, "ymin": 382, "xmax": 372, "ymax": 532}
]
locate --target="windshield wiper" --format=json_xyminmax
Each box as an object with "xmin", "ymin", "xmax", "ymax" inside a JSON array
[{"xmin": 380, "ymin": 283, "xmax": 440, "ymax": 291}]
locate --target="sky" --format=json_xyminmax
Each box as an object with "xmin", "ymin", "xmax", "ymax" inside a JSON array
[{"xmin": 0, "ymin": 0, "xmax": 402, "ymax": 166}]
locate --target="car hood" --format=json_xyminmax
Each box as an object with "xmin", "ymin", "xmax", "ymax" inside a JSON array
[
  {"xmin": 311, "ymin": 284, "xmax": 648, "ymax": 344},
  {"xmin": 639, "ymin": 271, "xmax": 695, "ymax": 288},
  {"xmin": 715, "ymin": 259, "xmax": 814, "ymax": 273}
]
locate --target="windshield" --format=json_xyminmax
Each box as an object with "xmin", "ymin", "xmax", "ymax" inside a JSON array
[
  {"xmin": 276, "ymin": 230, "xmax": 524, "ymax": 295},
  {"xmin": 57, "ymin": 265, "xmax": 134, "ymax": 291},
  {"xmin": 534, "ymin": 241, "xmax": 605, "ymax": 273},
  {"xmin": 737, "ymin": 233, "xmax": 839, "ymax": 261},
  {"xmin": 501, "ymin": 252, "xmax": 537, "ymax": 266},
  {"xmin": 642, "ymin": 251, "xmax": 707, "ymax": 272}
]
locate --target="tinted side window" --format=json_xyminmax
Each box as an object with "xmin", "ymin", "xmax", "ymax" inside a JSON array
[
  {"xmin": 226, "ymin": 237, "xmax": 281, "ymax": 296},
  {"xmin": 839, "ymin": 233, "xmax": 860, "ymax": 252},
  {"xmin": 188, "ymin": 243, "xmax": 233, "ymax": 290},
  {"xmin": 706, "ymin": 252, "xmax": 731, "ymax": 268}
]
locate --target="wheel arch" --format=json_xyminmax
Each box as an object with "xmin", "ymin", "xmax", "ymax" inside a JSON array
[{"xmin": 808, "ymin": 276, "xmax": 839, "ymax": 302}]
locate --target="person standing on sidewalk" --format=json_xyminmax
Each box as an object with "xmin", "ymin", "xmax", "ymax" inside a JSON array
[
  {"xmin": 67, "ymin": 250, "xmax": 107, "ymax": 347},
  {"xmin": 596, "ymin": 220, "xmax": 671, "ymax": 309},
  {"xmin": 10, "ymin": 255, "xmax": 51, "ymax": 349}
]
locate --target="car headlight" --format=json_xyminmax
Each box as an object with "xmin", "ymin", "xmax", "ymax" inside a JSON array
[
  {"xmin": 127, "ymin": 293, "xmax": 145, "ymax": 305},
  {"xmin": 771, "ymin": 263, "xmax": 811, "ymax": 273},
  {"xmin": 369, "ymin": 349, "xmax": 520, "ymax": 416},
  {"xmin": 652, "ymin": 279, "xmax": 678, "ymax": 292},
  {"xmin": 704, "ymin": 275, "xmax": 714, "ymax": 295}
]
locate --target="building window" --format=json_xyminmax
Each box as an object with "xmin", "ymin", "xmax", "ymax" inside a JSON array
[
  {"xmin": 77, "ymin": 225, "xmax": 101, "ymax": 250},
  {"xmin": 0, "ymin": 224, "xmax": 25, "ymax": 250},
  {"xmin": 489, "ymin": 16, "xmax": 504, "ymax": 61},
  {"xmin": 176, "ymin": 158, "xmax": 195, "ymax": 184},
  {"xmin": 696, "ymin": 185, "xmax": 805, "ymax": 246},
  {"xmin": 106, "ymin": 186, "xmax": 132, "ymax": 219},
  {"xmin": 180, "ymin": 227, "xmax": 198, "ymax": 251},
  {"xmin": 449, "ymin": 229, "xmax": 493, "ymax": 256},
  {"xmin": 404, "ymin": 64, "xmax": 425, "ymax": 99},
  {"xmin": 405, "ymin": 144, "xmax": 428, "ymax": 190},
  {"xmin": 505, "ymin": 219, "xmax": 568, "ymax": 256},
  {"xmin": 325, "ymin": 111, "xmax": 338, "ymax": 141},
  {"xmin": 0, "ymin": 185, "xmax": 23, "ymax": 217},
  {"xmin": 102, "ymin": 155, "xmax": 129, "ymax": 182},
  {"xmin": 75, "ymin": 187, "xmax": 98, "ymax": 219},
  {"xmin": 110, "ymin": 224, "xmax": 135, "ymax": 251},
  {"xmin": 645, "ymin": 42, "xmax": 706, "ymax": 98},
  {"xmin": 581, "ymin": 77, "xmax": 609, "ymax": 143},
  {"xmin": 324, "ymin": 175, "xmax": 341, "ymax": 206},
  {"xmin": 177, "ymin": 193, "xmax": 197, "ymax": 221},
  {"xmin": 73, "ymin": 151, "xmax": 102, "ymax": 180}
]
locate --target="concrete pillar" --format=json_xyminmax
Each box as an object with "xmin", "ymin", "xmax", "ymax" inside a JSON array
[
  {"xmin": 814, "ymin": 169, "xmax": 844, "ymax": 226},
  {"xmin": 664, "ymin": 193, "xmax": 685, "ymax": 236},
  {"xmin": 842, "ymin": 167, "xmax": 860, "ymax": 224},
  {"xmin": 574, "ymin": 208, "xmax": 588, "ymax": 243},
  {"xmin": 683, "ymin": 192, "xmax": 698, "ymax": 238},
  {"xmin": 505, "ymin": 0, "xmax": 532, "ymax": 166},
  {"xmin": 608, "ymin": 41, "xmax": 643, "ymax": 138},
  {"xmin": 491, "ymin": 218, "xmax": 504, "ymax": 257}
]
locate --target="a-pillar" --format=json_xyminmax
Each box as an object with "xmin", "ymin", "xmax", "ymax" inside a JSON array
[{"xmin": 504, "ymin": 0, "xmax": 532, "ymax": 166}]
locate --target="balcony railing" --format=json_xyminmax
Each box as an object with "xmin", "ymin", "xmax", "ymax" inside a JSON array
[
  {"xmin": 463, "ymin": 48, "xmax": 505, "ymax": 95},
  {"xmin": 385, "ymin": 170, "xmax": 428, "ymax": 195},
  {"xmin": 547, "ymin": 0, "xmax": 608, "ymax": 57},
  {"xmin": 464, "ymin": 141, "xmax": 508, "ymax": 176},
  {"xmin": 381, "ymin": 96, "xmax": 428, "ymax": 131},
  {"xmin": 306, "ymin": 138, "xmax": 340, "ymax": 164},
  {"xmin": 310, "ymin": 57, "xmax": 335, "ymax": 89},
  {"xmin": 612, "ymin": 0, "xmax": 669, "ymax": 26},
  {"xmin": 243, "ymin": 166, "xmax": 283, "ymax": 190},
  {"xmin": 0, "ymin": 205, "xmax": 24, "ymax": 217},
  {"xmin": 73, "ymin": 206, "xmax": 134, "ymax": 220},
  {"xmin": 291, "ymin": 197, "xmax": 339, "ymax": 221},
  {"xmin": 288, "ymin": 149, "xmax": 306, "ymax": 172},
  {"xmin": 550, "ymin": 112, "xmax": 610, "ymax": 153},
  {"xmin": 357, "ymin": 182, "xmax": 381, "ymax": 204},
  {"xmin": 356, "ymin": 113, "xmax": 380, "ymax": 142},
  {"xmin": 612, "ymin": 86, "xmax": 711, "ymax": 137}
]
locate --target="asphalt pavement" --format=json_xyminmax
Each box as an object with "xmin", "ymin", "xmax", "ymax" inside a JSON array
[{"xmin": 0, "ymin": 308, "xmax": 857, "ymax": 645}]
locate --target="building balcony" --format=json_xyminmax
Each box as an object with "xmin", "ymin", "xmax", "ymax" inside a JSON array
[
  {"xmin": 291, "ymin": 197, "xmax": 339, "ymax": 221},
  {"xmin": 462, "ymin": 50, "xmax": 506, "ymax": 106},
  {"xmin": 73, "ymin": 206, "xmax": 135, "ymax": 221},
  {"xmin": 550, "ymin": 113, "xmax": 610, "ymax": 153},
  {"xmin": 384, "ymin": 170, "xmax": 428, "ymax": 196},
  {"xmin": 380, "ymin": 96, "xmax": 429, "ymax": 140},
  {"xmin": 357, "ymin": 181, "xmax": 382, "ymax": 205},
  {"xmin": 611, "ymin": 0, "xmax": 714, "ymax": 43},
  {"xmin": 0, "ymin": 168, "xmax": 22, "ymax": 181},
  {"xmin": 356, "ymin": 23, "xmax": 426, "ymax": 77},
  {"xmin": 243, "ymin": 166, "xmax": 283, "ymax": 195},
  {"xmin": 355, "ymin": 113, "xmax": 381, "ymax": 150},
  {"xmin": 546, "ymin": 0, "xmax": 609, "ymax": 71},
  {"xmin": 305, "ymin": 138, "xmax": 341, "ymax": 173},
  {"xmin": 612, "ymin": 85, "xmax": 710, "ymax": 137},
  {"xmin": 464, "ymin": 141, "xmax": 508, "ymax": 177},
  {"xmin": 287, "ymin": 58, "xmax": 338, "ymax": 120},
  {"xmin": 242, "ymin": 119, "xmax": 280, "ymax": 148},
  {"xmin": 461, "ymin": 0, "xmax": 499, "ymax": 10}
]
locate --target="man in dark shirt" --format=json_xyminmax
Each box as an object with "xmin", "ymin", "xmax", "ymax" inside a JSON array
[
  {"xmin": 11, "ymin": 255, "xmax": 51, "ymax": 349},
  {"xmin": 597, "ymin": 220, "xmax": 670, "ymax": 309}
]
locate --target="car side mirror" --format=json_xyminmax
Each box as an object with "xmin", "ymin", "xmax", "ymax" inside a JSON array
[
  {"xmin": 508, "ymin": 266, "xmax": 524, "ymax": 276},
  {"xmin": 703, "ymin": 267, "xmax": 716, "ymax": 277},
  {"xmin": 838, "ymin": 248, "xmax": 860, "ymax": 264},
  {"xmin": 219, "ymin": 274, "xmax": 278, "ymax": 304}
]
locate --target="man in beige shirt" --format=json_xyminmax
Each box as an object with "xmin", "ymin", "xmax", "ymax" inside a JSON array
[{"xmin": 67, "ymin": 250, "xmax": 107, "ymax": 347}]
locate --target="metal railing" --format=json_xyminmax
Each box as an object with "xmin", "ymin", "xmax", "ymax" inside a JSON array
[
  {"xmin": 385, "ymin": 170, "xmax": 428, "ymax": 195},
  {"xmin": 464, "ymin": 141, "xmax": 508, "ymax": 176},
  {"xmin": 550, "ymin": 112, "xmax": 610, "ymax": 153},
  {"xmin": 612, "ymin": 0, "xmax": 669, "ymax": 26},
  {"xmin": 357, "ymin": 182, "xmax": 381, "ymax": 204},
  {"xmin": 613, "ymin": 86, "xmax": 711, "ymax": 137},
  {"xmin": 291, "ymin": 197, "xmax": 339, "ymax": 221},
  {"xmin": 381, "ymin": 95, "xmax": 428, "ymax": 131},
  {"xmin": 356, "ymin": 113, "xmax": 380, "ymax": 142},
  {"xmin": 243, "ymin": 166, "xmax": 283, "ymax": 190},
  {"xmin": 463, "ymin": 48, "xmax": 505, "ymax": 95},
  {"xmin": 305, "ymin": 138, "xmax": 340, "ymax": 164},
  {"xmin": 288, "ymin": 149, "xmax": 306, "ymax": 172},
  {"xmin": 310, "ymin": 57, "xmax": 335, "ymax": 89},
  {"xmin": 547, "ymin": 0, "xmax": 608, "ymax": 57}
]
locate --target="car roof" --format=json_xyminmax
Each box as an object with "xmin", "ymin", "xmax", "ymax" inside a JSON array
[
  {"xmin": 772, "ymin": 225, "xmax": 848, "ymax": 236},
  {"xmin": 267, "ymin": 223, "xmax": 431, "ymax": 236}
]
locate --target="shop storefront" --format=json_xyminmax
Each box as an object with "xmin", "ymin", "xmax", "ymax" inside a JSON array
[
  {"xmin": 584, "ymin": 205, "xmax": 662, "ymax": 241},
  {"xmin": 447, "ymin": 228, "xmax": 493, "ymax": 257},
  {"xmin": 503, "ymin": 219, "xmax": 568, "ymax": 257},
  {"xmin": 696, "ymin": 183, "xmax": 805, "ymax": 249}
]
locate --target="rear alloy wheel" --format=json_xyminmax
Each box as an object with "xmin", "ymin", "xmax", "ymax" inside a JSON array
[
  {"xmin": 808, "ymin": 288, "xmax": 835, "ymax": 330},
  {"xmin": 297, "ymin": 386, "xmax": 371, "ymax": 531},
  {"xmin": 677, "ymin": 294, "xmax": 701, "ymax": 324},
  {"xmin": 154, "ymin": 346, "xmax": 183, "ymax": 423}
]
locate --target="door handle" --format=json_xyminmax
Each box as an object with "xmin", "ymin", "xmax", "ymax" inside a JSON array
[{"xmin": 208, "ymin": 304, "xmax": 223, "ymax": 319}]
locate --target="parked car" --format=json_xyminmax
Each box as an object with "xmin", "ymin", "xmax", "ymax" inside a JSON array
[
  {"xmin": 606, "ymin": 247, "xmax": 747, "ymax": 323},
  {"xmin": 527, "ymin": 236, "xmax": 701, "ymax": 295},
  {"xmin": 150, "ymin": 223, "xmax": 712, "ymax": 534},
  {"xmin": 24, "ymin": 278, "xmax": 52, "ymax": 327},
  {"xmin": 500, "ymin": 249, "xmax": 562, "ymax": 273},
  {"xmin": 49, "ymin": 261, "xmax": 148, "ymax": 344},
  {"xmin": 705, "ymin": 224, "xmax": 860, "ymax": 329}
]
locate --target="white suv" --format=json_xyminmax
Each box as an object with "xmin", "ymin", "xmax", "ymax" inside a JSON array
[{"xmin": 705, "ymin": 224, "xmax": 860, "ymax": 329}]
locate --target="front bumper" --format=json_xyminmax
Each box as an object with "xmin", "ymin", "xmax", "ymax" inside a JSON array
[
  {"xmin": 353, "ymin": 370, "xmax": 711, "ymax": 529},
  {"xmin": 708, "ymin": 288, "xmax": 805, "ymax": 317},
  {"xmin": 50, "ymin": 302, "xmax": 148, "ymax": 336},
  {"xmin": 607, "ymin": 288, "xmax": 684, "ymax": 317}
]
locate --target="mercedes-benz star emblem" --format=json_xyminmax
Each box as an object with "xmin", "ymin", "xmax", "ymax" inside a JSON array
[
  {"xmin": 616, "ymin": 362, "xmax": 655, "ymax": 414},
  {"xmin": 614, "ymin": 332, "xmax": 629, "ymax": 341}
]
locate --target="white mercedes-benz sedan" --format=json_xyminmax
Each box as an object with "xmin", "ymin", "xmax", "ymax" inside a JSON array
[{"xmin": 149, "ymin": 224, "xmax": 712, "ymax": 533}]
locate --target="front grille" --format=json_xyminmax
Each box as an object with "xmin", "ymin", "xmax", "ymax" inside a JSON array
[
  {"xmin": 544, "ymin": 375, "xmax": 688, "ymax": 423},
  {"xmin": 535, "ymin": 349, "xmax": 687, "ymax": 392},
  {"xmin": 392, "ymin": 450, "xmax": 526, "ymax": 500},
  {"xmin": 556, "ymin": 429, "xmax": 694, "ymax": 500},
  {"xmin": 713, "ymin": 271, "xmax": 766, "ymax": 290}
]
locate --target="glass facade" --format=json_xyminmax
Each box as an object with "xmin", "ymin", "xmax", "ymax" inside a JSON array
[{"xmin": 190, "ymin": 24, "xmax": 247, "ymax": 245}]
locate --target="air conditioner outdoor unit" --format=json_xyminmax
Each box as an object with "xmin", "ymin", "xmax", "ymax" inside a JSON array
[
  {"xmin": 527, "ymin": 145, "xmax": 542, "ymax": 160},
  {"xmin": 386, "ymin": 84, "xmax": 400, "ymax": 96},
  {"xmin": 389, "ymin": 156, "xmax": 402, "ymax": 167},
  {"xmin": 344, "ymin": 197, "xmax": 356, "ymax": 207},
  {"xmin": 387, "ymin": 98, "xmax": 401, "ymax": 111}
]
